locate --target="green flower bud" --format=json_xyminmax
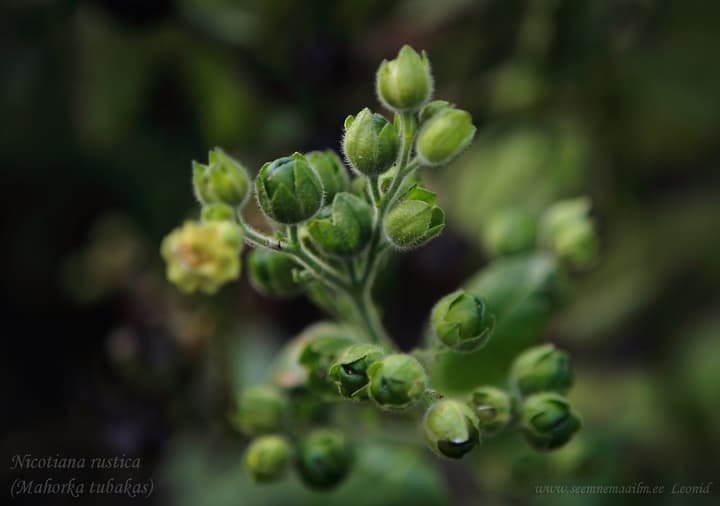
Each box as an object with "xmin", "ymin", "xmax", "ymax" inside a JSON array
[
  {"xmin": 328, "ymin": 344, "xmax": 384, "ymax": 399},
  {"xmin": 245, "ymin": 435, "xmax": 292, "ymax": 483},
  {"xmin": 306, "ymin": 192, "xmax": 373, "ymax": 257},
  {"xmin": 423, "ymin": 399, "xmax": 480, "ymax": 459},
  {"xmin": 541, "ymin": 197, "xmax": 597, "ymax": 269},
  {"xmin": 416, "ymin": 108, "xmax": 476, "ymax": 166},
  {"xmin": 367, "ymin": 354, "xmax": 427, "ymax": 409},
  {"xmin": 484, "ymin": 208, "xmax": 538, "ymax": 256},
  {"xmin": 376, "ymin": 45, "xmax": 433, "ymax": 112},
  {"xmin": 201, "ymin": 203, "xmax": 235, "ymax": 223},
  {"xmin": 247, "ymin": 248, "xmax": 306, "ymax": 298},
  {"xmin": 296, "ymin": 429, "xmax": 353, "ymax": 490},
  {"xmin": 255, "ymin": 153, "xmax": 324, "ymax": 224},
  {"xmin": 193, "ymin": 148, "xmax": 251, "ymax": 207},
  {"xmin": 510, "ymin": 343, "xmax": 573, "ymax": 396},
  {"xmin": 342, "ymin": 108, "xmax": 399, "ymax": 176},
  {"xmin": 304, "ymin": 150, "xmax": 349, "ymax": 202},
  {"xmin": 231, "ymin": 385, "xmax": 288, "ymax": 436},
  {"xmin": 384, "ymin": 185, "xmax": 445, "ymax": 249},
  {"xmin": 431, "ymin": 290, "xmax": 494, "ymax": 352},
  {"xmin": 468, "ymin": 386, "xmax": 513, "ymax": 434},
  {"xmin": 520, "ymin": 392, "xmax": 581, "ymax": 451},
  {"xmin": 299, "ymin": 334, "xmax": 355, "ymax": 396},
  {"xmin": 161, "ymin": 220, "xmax": 242, "ymax": 294},
  {"xmin": 418, "ymin": 100, "xmax": 451, "ymax": 123}
]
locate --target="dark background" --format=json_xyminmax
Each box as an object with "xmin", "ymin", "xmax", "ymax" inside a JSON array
[{"xmin": 2, "ymin": 0, "xmax": 719, "ymax": 505}]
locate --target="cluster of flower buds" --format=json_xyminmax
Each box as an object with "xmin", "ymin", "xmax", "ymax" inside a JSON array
[
  {"xmin": 159, "ymin": 43, "xmax": 590, "ymax": 488},
  {"xmin": 232, "ymin": 384, "xmax": 353, "ymax": 489}
]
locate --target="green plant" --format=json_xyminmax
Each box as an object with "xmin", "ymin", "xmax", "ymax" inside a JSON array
[{"xmin": 162, "ymin": 45, "xmax": 596, "ymax": 490}]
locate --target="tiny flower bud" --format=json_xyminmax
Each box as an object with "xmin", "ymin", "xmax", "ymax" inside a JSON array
[
  {"xmin": 520, "ymin": 392, "xmax": 581, "ymax": 451},
  {"xmin": 342, "ymin": 108, "xmax": 399, "ymax": 176},
  {"xmin": 328, "ymin": 343, "xmax": 384, "ymax": 399},
  {"xmin": 255, "ymin": 153, "xmax": 324, "ymax": 224},
  {"xmin": 431, "ymin": 290, "xmax": 494, "ymax": 352},
  {"xmin": 484, "ymin": 208, "xmax": 538, "ymax": 256},
  {"xmin": 541, "ymin": 197, "xmax": 597, "ymax": 268},
  {"xmin": 299, "ymin": 334, "xmax": 355, "ymax": 397},
  {"xmin": 296, "ymin": 429, "xmax": 353, "ymax": 490},
  {"xmin": 306, "ymin": 192, "xmax": 373, "ymax": 257},
  {"xmin": 423, "ymin": 399, "xmax": 480, "ymax": 459},
  {"xmin": 245, "ymin": 435, "xmax": 292, "ymax": 483},
  {"xmin": 376, "ymin": 45, "xmax": 433, "ymax": 112},
  {"xmin": 161, "ymin": 220, "xmax": 242, "ymax": 294},
  {"xmin": 418, "ymin": 100, "xmax": 451, "ymax": 123},
  {"xmin": 384, "ymin": 185, "xmax": 445, "ymax": 249},
  {"xmin": 304, "ymin": 150, "xmax": 349, "ymax": 202},
  {"xmin": 231, "ymin": 385, "xmax": 288, "ymax": 436},
  {"xmin": 416, "ymin": 107, "xmax": 476, "ymax": 166},
  {"xmin": 201, "ymin": 203, "xmax": 235, "ymax": 223},
  {"xmin": 510, "ymin": 343, "xmax": 573, "ymax": 396},
  {"xmin": 247, "ymin": 248, "xmax": 306, "ymax": 298},
  {"xmin": 468, "ymin": 386, "xmax": 513, "ymax": 434},
  {"xmin": 192, "ymin": 148, "xmax": 251, "ymax": 207},
  {"xmin": 367, "ymin": 354, "xmax": 427, "ymax": 409}
]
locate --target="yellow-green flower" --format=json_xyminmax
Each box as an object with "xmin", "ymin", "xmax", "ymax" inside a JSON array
[{"xmin": 161, "ymin": 220, "xmax": 242, "ymax": 294}]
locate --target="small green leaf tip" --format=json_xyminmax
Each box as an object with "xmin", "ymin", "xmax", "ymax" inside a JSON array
[
  {"xmin": 304, "ymin": 150, "xmax": 349, "ymax": 202},
  {"xmin": 231, "ymin": 385, "xmax": 288, "ymax": 436},
  {"xmin": 384, "ymin": 185, "xmax": 445, "ymax": 250},
  {"xmin": 510, "ymin": 343, "xmax": 573, "ymax": 396},
  {"xmin": 367, "ymin": 354, "xmax": 427, "ymax": 409},
  {"xmin": 306, "ymin": 192, "xmax": 373, "ymax": 257},
  {"xmin": 255, "ymin": 154, "xmax": 324, "ymax": 224},
  {"xmin": 193, "ymin": 148, "xmax": 251, "ymax": 207},
  {"xmin": 247, "ymin": 248, "xmax": 307, "ymax": 298},
  {"xmin": 468, "ymin": 386, "xmax": 513, "ymax": 434},
  {"xmin": 342, "ymin": 108, "xmax": 399, "ymax": 176},
  {"xmin": 245, "ymin": 435, "xmax": 292, "ymax": 483},
  {"xmin": 161, "ymin": 220, "xmax": 242, "ymax": 294},
  {"xmin": 520, "ymin": 392, "xmax": 581, "ymax": 451},
  {"xmin": 416, "ymin": 107, "xmax": 476, "ymax": 166},
  {"xmin": 328, "ymin": 343, "xmax": 384, "ymax": 399},
  {"xmin": 376, "ymin": 45, "xmax": 433, "ymax": 112},
  {"xmin": 431, "ymin": 290, "xmax": 494, "ymax": 352},
  {"xmin": 423, "ymin": 399, "xmax": 480, "ymax": 459},
  {"xmin": 541, "ymin": 197, "xmax": 598, "ymax": 269},
  {"xmin": 296, "ymin": 429, "xmax": 353, "ymax": 490}
]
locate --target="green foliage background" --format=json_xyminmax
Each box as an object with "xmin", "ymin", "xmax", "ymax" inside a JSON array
[{"xmin": 2, "ymin": 0, "xmax": 719, "ymax": 505}]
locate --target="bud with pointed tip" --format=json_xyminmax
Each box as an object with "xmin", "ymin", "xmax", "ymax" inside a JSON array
[
  {"xmin": 255, "ymin": 153, "xmax": 324, "ymax": 224},
  {"xmin": 384, "ymin": 185, "xmax": 445, "ymax": 250},
  {"xmin": 367, "ymin": 354, "xmax": 427, "ymax": 409},
  {"xmin": 247, "ymin": 248, "xmax": 306, "ymax": 298},
  {"xmin": 376, "ymin": 45, "xmax": 433, "ymax": 112},
  {"xmin": 431, "ymin": 290, "xmax": 494, "ymax": 352},
  {"xmin": 423, "ymin": 399, "xmax": 480, "ymax": 459},
  {"xmin": 161, "ymin": 220, "xmax": 242, "ymax": 294},
  {"xmin": 231, "ymin": 385, "xmax": 288, "ymax": 436},
  {"xmin": 306, "ymin": 192, "xmax": 373, "ymax": 257},
  {"xmin": 245, "ymin": 435, "xmax": 292, "ymax": 483},
  {"xmin": 193, "ymin": 148, "xmax": 251, "ymax": 207},
  {"xmin": 296, "ymin": 429, "xmax": 353, "ymax": 490},
  {"xmin": 416, "ymin": 107, "xmax": 476, "ymax": 166},
  {"xmin": 468, "ymin": 386, "xmax": 513, "ymax": 434},
  {"xmin": 328, "ymin": 343, "xmax": 384, "ymax": 399},
  {"xmin": 304, "ymin": 150, "xmax": 349, "ymax": 202},
  {"xmin": 343, "ymin": 108, "xmax": 399, "ymax": 176},
  {"xmin": 510, "ymin": 343, "xmax": 573, "ymax": 396},
  {"xmin": 520, "ymin": 392, "xmax": 581, "ymax": 451}
]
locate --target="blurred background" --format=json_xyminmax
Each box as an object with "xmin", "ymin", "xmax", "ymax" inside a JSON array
[{"xmin": 2, "ymin": 0, "xmax": 719, "ymax": 504}]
